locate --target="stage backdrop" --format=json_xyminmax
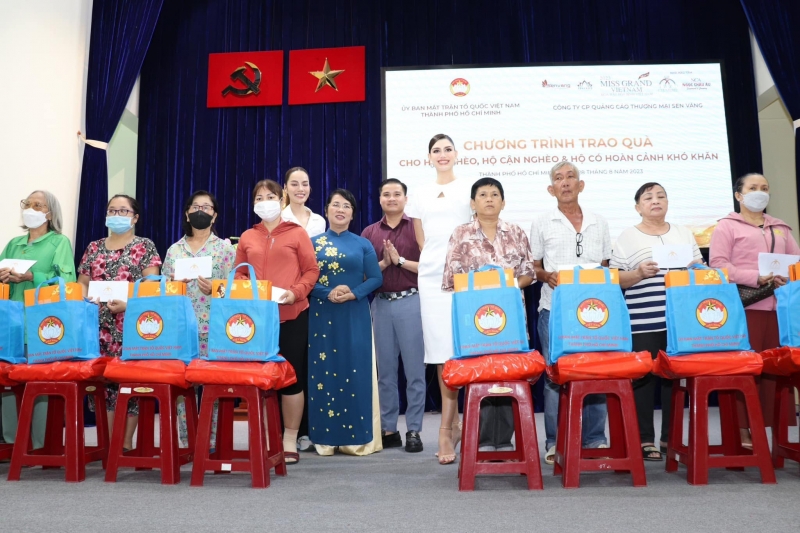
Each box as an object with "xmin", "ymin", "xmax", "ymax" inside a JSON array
[{"xmin": 136, "ymin": 0, "xmax": 761, "ymax": 255}]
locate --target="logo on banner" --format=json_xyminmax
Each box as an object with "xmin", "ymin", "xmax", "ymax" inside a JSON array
[
  {"xmin": 599, "ymin": 72, "xmax": 654, "ymax": 95},
  {"xmin": 659, "ymin": 76, "xmax": 678, "ymax": 93},
  {"xmin": 226, "ymin": 313, "xmax": 256, "ymax": 344},
  {"xmin": 577, "ymin": 299, "xmax": 609, "ymax": 329},
  {"xmin": 136, "ymin": 311, "xmax": 164, "ymax": 341},
  {"xmin": 474, "ymin": 304, "xmax": 506, "ymax": 336},
  {"xmin": 38, "ymin": 317, "xmax": 64, "ymax": 345},
  {"xmin": 542, "ymin": 79, "xmax": 570, "ymax": 89},
  {"xmin": 222, "ymin": 62, "xmax": 262, "ymax": 97},
  {"xmin": 577, "ymin": 80, "xmax": 593, "ymax": 90},
  {"xmin": 683, "ymin": 77, "xmax": 711, "ymax": 90},
  {"xmin": 696, "ymin": 299, "xmax": 728, "ymax": 330},
  {"xmin": 450, "ymin": 78, "xmax": 470, "ymax": 97}
]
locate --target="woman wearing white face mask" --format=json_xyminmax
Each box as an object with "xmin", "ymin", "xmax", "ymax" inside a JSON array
[
  {"xmin": 281, "ymin": 166, "xmax": 326, "ymax": 237},
  {"xmin": 234, "ymin": 179, "xmax": 320, "ymax": 464},
  {"xmin": 77, "ymin": 194, "xmax": 161, "ymax": 451},
  {"xmin": 0, "ymin": 190, "xmax": 75, "ymax": 449},
  {"xmin": 710, "ymin": 173, "xmax": 800, "ymax": 446}
]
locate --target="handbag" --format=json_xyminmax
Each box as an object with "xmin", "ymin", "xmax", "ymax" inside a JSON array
[
  {"xmin": 207, "ymin": 263, "xmax": 283, "ymax": 362},
  {"xmin": 451, "ymin": 265, "xmax": 529, "ymax": 358},
  {"xmin": 736, "ymin": 226, "xmax": 774, "ymax": 307},
  {"xmin": 0, "ymin": 283, "xmax": 25, "ymax": 364},
  {"xmin": 121, "ymin": 275, "xmax": 199, "ymax": 364}
]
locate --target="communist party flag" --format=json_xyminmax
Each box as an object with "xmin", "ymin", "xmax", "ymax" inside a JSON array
[
  {"xmin": 288, "ymin": 46, "xmax": 365, "ymax": 105},
  {"xmin": 207, "ymin": 51, "xmax": 283, "ymax": 108}
]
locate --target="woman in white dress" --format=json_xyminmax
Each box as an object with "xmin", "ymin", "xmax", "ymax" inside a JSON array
[
  {"xmin": 405, "ymin": 134, "xmax": 473, "ymax": 464},
  {"xmin": 281, "ymin": 166, "xmax": 327, "ymax": 237}
]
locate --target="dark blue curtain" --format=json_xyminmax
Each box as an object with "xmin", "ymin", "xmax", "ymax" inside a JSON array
[
  {"xmin": 74, "ymin": 0, "xmax": 164, "ymax": 265},
  {"xmin": 740, "ymin": 0, "xmax": 800, "ymax": 204}
]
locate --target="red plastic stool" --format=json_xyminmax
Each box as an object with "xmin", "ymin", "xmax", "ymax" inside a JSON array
[
  {"xmin": 665, "ymin": 376, "xmax": 776, "ymax": 484},
  {"xmin": 191, "ymin": 384, "xmax": 285, "ymax": 488},
  {"xmin": 771, "ymin": 372, "xmax": 800, "ymax": 469},
  {"xmin": 457, "ymin": 381, "xmax": 542, "ymax": 491},
  {"xmin": 0, "ymin": 385, "xmax": 25, "ymax": 461},
  {"xmin": 105, "ymin": 383, "xmax": 197, "ymax": 484},
  {"xmin": 7, "ymin": 381, "xmax": 109, "ymax": 482},
  {"xmin": 554, "ymin": 379, "xmax": 646, "ymax": 488}
]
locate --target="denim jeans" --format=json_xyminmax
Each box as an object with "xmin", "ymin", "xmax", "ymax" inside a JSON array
[{"xmin": 538, "ymin": 308, "xmax": 608, "ymax": 451}]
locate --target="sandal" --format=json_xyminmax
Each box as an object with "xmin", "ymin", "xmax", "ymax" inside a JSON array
[
  {"xmin": 641, "ymin": 445, "xmax": 663, "ymax": 461},
  {"xmin": 452, "ymin": 420, "xmax": 462, "ymax": 452},
  {"xmin": 545, "ymin": 446, "xmax": 556, "ymax": 465},
  {"xmin": 437, "ymin": 427, "xmax": 456, "ymax": 465},
  {"xmin": 285, "ymin": 451, "xmax": 300, "ymax": 464}
]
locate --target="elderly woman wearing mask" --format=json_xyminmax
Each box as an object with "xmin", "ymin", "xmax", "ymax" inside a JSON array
[
  {"xmin": 710, "ymin": 173, "xmax": 800, "ymax": 447},
  {"xmin": 610, "ymin": 182, "xmax": 702, "ymax": 460},
  {"xmin": 0, "ymin": 191, "xmax": 76, "ymax": 449}
]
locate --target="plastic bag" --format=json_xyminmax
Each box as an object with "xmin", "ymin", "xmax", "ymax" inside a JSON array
[
  {"xmin": 652, "ymin": 350, "xmax": 762, "ymax": 379},
  {"xmin": 185, "ymin": 359, "xmax": 297, "ymax": 391},
  {"xmin": 8, "ymin": 357, "xmax": 112, "ymax": 382},
  {"xmin": 546, "ymin": 351, "xmax": 652, "ymax": 385},
  {"xmin": 441, "ymin": 350, "xmax": 545, "ymax": 389},
  {"xmin": 103, "ymin": 358, "xmax": 189, "ymax": 388},
  {"xmin": 0, "ymin": 361, "xmax": 20, "ymax": 386},
  {"xmin": 759, "ymin": 347, "xmax": 800, "ymax": 376}
]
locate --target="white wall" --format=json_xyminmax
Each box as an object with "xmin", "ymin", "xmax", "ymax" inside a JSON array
[{"xmin": 0, "ymin": 0, "xmax": 92, "ymax": 248}]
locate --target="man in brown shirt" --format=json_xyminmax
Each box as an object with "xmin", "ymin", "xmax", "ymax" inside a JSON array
[{"xmin": 362, "ymin": 179, "xmax": 425, "ymax": 453}]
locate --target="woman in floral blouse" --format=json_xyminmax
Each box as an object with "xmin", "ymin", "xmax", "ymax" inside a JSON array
[
  {"xmin": 78, "ymin": 194, "xmax": 161, "ymax": 451},
  {"xmin": 442, "ymin": 177, "xmax": 535, "ymax": 454},
  {"xmin": 162, "ymin": 191, "xmax": 235, "ymax": 447}
]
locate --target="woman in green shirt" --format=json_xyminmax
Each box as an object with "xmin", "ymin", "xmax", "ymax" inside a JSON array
[{"xmin": 0, "ymin": 190, "xmax": 76, "ymax": 448}]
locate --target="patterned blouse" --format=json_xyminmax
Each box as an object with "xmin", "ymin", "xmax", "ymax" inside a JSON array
[
  {"xmin": 442, "ymin": 219, "xmax": 536, "ymax": 291},
  {"xmin": 162, "ymin": 234, "xmax": 236, "ymax": 357},
  {"xmin": 78, "ymin": 237, "xmax": 162, "ymax": 358}
]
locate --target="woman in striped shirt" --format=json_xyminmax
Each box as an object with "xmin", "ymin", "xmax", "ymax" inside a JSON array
[{"xmin": 610, "ymin": 182, "xmax": 702, "ymax": 460}]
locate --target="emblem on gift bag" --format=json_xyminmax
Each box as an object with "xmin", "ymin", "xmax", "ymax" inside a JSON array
[
  {"xmin": 473, "ymin": 304, "xmax": 506, "ymax": 336},
  {"xmin": 38, "ymin": 316, "xmax": 64, "ymax": 345},
  {"xmin": 696, "ymin": 299, "xmax": 727, "ymax": 330},
  {"xmin": 577, "ymin": 299, "xmax": 609, "ymax": 329},
  {"xmin": 136, "ymin": 311, "xmax": 164, "ymax": 340},
  {"xmin": 226, "ymin": 313, "xmax": 256, "ymax": 344}
]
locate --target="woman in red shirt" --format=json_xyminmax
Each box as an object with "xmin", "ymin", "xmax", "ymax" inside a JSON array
[{"xmin": 234, "ymin": 179, "xmax": 320, "ymax": 464}]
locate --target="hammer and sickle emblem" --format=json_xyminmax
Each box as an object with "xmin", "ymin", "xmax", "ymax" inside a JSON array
[{"xmin": 221, "ymin": 62, "xmax": 261, "ymax": 97}]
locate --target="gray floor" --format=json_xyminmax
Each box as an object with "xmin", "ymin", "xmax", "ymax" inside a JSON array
[{"xmin": 1, "ymin": 409, "xmax": 799, "ymax": 533}]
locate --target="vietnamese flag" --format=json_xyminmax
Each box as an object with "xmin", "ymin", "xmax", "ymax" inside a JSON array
[{"xmin": 288, "ymin": 46, "xmax": 365, "ymax": 105}]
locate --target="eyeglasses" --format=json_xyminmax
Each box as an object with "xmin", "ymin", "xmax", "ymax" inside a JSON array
[
  {"xmin": 189, "ymin": 204, "xmax": 215, "ymax": 214},
  {"xmin": 107, "ymin": 209, "xmax": 134, "ymax": 217},
  {"xmin": 20, "ymin": 200, "xmax": 48, "ymax": 212},
  {"xmin": 575, "ymin": 232, "xmax": 583, "ymax": 257},
  {"xmin": 330, "ymin": 203, "xmax": 353, "ymax": 211}
]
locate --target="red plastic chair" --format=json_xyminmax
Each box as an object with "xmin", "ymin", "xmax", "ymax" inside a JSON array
[
  {"xmin": 104, "ymin": 383, "xmax": 197, "ymax": 485},
  {"xmin": 7, "ymin": 381, "xmax": 109, "ymax": 482},
  {"xmin": 665, "ymin": 376, "xmax": 776, "ymax": 484},
  {"xmin": 457, "ymin": 381, "xmax": 542, "ymax": 491},
  {"xmin": 0, "ymin": 385, "xmax": 25, "ymax": 461},
  {"xmin": 191, "ymin": 384, "xmax": 285, "ymax": 489},
  {"xmin": 554, "ymin": 379, "xmax": 646, "ymax": 488},
  {"xmin": 771, "ymin": 373, "xmax": 800, "ymax": 470}
]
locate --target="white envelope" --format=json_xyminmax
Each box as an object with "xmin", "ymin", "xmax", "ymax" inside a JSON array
[
  {"xmin": 758, "ymin": 253, "xmax": 800, "ymax": 278},
  {"xmin": 651, "ymin": 244, "xmax": 694, "ymax": 269},
  {"xmin": 271, "ymin": 286, "xmax": 287, "ymax": 303},
  {"xmin": 173, "ymin": 256, "xmax": 213, "ymax": 280},
  {"xmin": 88, "ymin": 281, "xmax": 129, "ymax": 303},
  {"xmin": 0, "ymin": 258, "xmax": 36, "ymax": 274}
]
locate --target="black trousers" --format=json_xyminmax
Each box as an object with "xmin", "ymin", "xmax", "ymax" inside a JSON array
[{"xmin": 631, "ymin": 330, "xmax": 671, "ymax": 445}]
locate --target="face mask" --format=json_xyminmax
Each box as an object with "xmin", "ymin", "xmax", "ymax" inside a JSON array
[
  {"xmin": 188, "ymin": 211, "xmax": 213, "ymax": 230},
  {"xmin": 106, "ymin": 215, "xmax": 133, "ymax": 234},
  {"xmin": 741, "ymin": 191, "xmax": 770, "ymax": 212},
  {"xmin": 22, "ymin": 208, "xmax": 47, "ymax": 229},
  {"xmin": 254, "ymin": 200, "xmax": 281, "ymax": 222}
]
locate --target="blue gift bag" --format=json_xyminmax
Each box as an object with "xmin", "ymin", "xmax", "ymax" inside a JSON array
[
  {"xmin": 665, "ymin": 267, "xmax": 750, "ymax": 355},
  {"xmin": 0, "ymin": 299, "xmax": 25, "ymax": 364},
  {"xmin": 451, "ymin": 265, "xmax": 529, "ymax": 359},
  {"xmin": 25, "ymin": 277, "xmax": 100, "ymax": 364},
  {"xmin": 207, "ymin": 263, "xmax": 283, "ymax": 362},
  {"xmin": 775, "ymin": 282, "xmax": 800, "ymax": 347},
  {"xmin": 121, "ymin": 275, "xmax": 199, "ymax": 364},
  {"xmin": 548, "ymin": 267, "xmax": 632, "ymax": 365}
]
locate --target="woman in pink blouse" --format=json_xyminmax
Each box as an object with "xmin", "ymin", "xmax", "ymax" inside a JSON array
[{"xmin": 442, "ymin": 177, "xmax": 535, "ymax": 454}]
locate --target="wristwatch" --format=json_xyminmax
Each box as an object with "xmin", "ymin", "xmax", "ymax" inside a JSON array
[{"xmin": 397, "ymin": 257, "xmax": 406, "ymax": 268}]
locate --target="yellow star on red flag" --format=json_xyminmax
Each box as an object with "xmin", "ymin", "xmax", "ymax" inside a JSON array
[{"xmin": 309, "ymin": 58, "xmax": 345, "ymax": 92}]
